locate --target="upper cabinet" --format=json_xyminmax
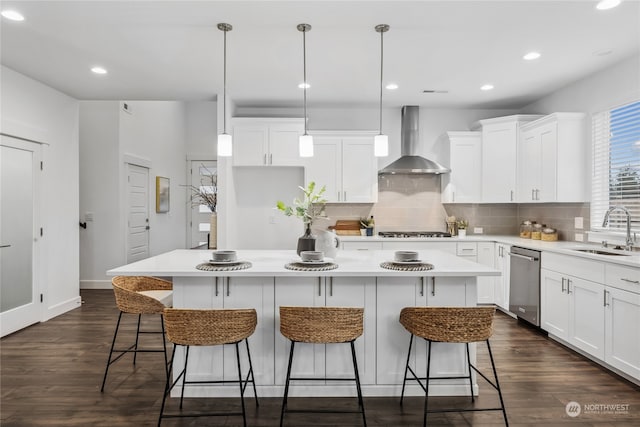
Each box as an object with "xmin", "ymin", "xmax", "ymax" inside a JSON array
[
  {"xmin": 304, "ymin": 132, "xmax": 378, "ymax": 203},
  {"xmin": 232, "ymin": 118, "xmax": 305, "ymax": 166},
  {"xmin": 474, "ymin": 115, "xmax": 543, "ymax": 203},
  {"xmin": 518, "ymin": 113, "xmax": 586, "ymax": 203},
  {"xmin": 440, "ymin": 131, "xmax": 482, "ymax": 203}
]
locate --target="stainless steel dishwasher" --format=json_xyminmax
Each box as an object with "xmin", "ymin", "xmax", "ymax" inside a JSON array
[{"xmin": 508, "ymin": 246, "xmax": 541, "ymax": 326}]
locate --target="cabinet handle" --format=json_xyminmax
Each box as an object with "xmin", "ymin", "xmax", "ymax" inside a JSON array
[
  {"xmin": 452, "ymin": 191, "xmax": 455, "ymax": 202},
  {"xmin": 318, "ymin": 277, "xmax": 322, "ymax": 297},
  {"xmin": 621, "ymin": 278, "xmax": 640, "ymax": 284},
  {"xmin": 215, "ymin": 277, "xmax": 219, "ymax": 296},
  {"xmin": 561, "ymin": 277, "xmax": 566, "ymax": 293},
  {"xmin": 420, "ymin": 277, "xmax": 424, "ymax": 297},
  {"xmin": 329, "ymin": 276, "xmax": 333, "ymax": 297},
  {"xmin": 603, "ymin": 290, "xmax": 609, "ymax": 307},
  {"xmin": 226, "ymin": 277, "xmax": 230, "ymax": 297},
  {"xmin": 263, "ymin": 153, "xmax": 267, "ymax": 165},
  {"xmin": 510, "ymin": 190, "xmax": 514, "ymax": 202},
  {"xmin": 567, "ymin": 279, "xmax": 572, "ymax": 294},
  {"xmin": 269, "ymin": 153, "xmax": 273, "ymax": 165},
  {"xmin": 461, "ymin": 248, "xmax": 474, "ymax": 252},
  {"xmin": 531, "ymin": 189, "xmax": 535, "ymax": 200},
  {"xmin": 431, "ymin": 277, "xmax": 436, "ymax": 296},
  {"xmin": 535, "ymin": 189, "xmax": 540, "ymax": 200},
  {"xmin": 337, "ymin": 191, "xmax": 341, "ymax": 201},
  {"xmin": 344, "ymin": 191, "xmax": 347, "ymax": 201}
]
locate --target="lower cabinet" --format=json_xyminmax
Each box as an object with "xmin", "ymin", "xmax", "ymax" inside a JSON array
[
  {"xmin": 476, "ymin": 242, "xmax": 495, "ymax": 304},
  {"xmin": 604, "ymin": 283, "xmax": 640, "ymax": 379},
  {"xmin": 274, "ymin": 276, "xmax": 377, "ymax": 387},
  {"xmin": 494, "ymin": 243, "xmax": 510, "ymax": 311},
  {"xmin": 376, "ymin": 276, "xmax": 470, "ymax": 386}
]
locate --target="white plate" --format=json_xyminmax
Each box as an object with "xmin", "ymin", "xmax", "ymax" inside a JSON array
[
  {"xmin": 391, "ymin": 260, "xmax": 423, "ymax": 265},
  {"xmin": 295, "ymin": 259, "xmax": 333, "ymax": 265},
  {"xmin": 208, "ymin": 259, "xmax": 241, "ymax": 264}
]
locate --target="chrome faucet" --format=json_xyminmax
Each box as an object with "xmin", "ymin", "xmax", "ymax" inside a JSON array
[{"xmin": 602, "ymin": 206, "xmax": 634, "ymax": 251}]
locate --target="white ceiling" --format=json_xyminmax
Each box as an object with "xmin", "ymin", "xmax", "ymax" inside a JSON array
[{"xmin": 1, "ymin": 0, "xmax": 639, "ymax": 109}]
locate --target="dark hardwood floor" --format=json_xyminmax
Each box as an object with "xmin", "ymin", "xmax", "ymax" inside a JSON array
[{"xmin": 1, "ymin": 289, "xmax": 639, "ymax": 426}]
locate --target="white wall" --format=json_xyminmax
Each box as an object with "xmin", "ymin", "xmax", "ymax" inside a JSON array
[
  {"xmin": 79, "ymin": 101, "xmax": 189, "ymax": 287},
  {"xmin": 186, "ymin": 101, "xmax": 217, "ymax": 157},
  {"xmin": 1, "ymin": 65, "xmax": 81, "ymax": 320}
]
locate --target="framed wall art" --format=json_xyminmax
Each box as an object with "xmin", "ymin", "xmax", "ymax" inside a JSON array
[{"xmin": 156, "ymin": 176, "xmax": 170, "ymax": 213}]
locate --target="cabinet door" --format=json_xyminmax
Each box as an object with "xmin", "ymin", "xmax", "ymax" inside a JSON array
[
  {"xmin": 376, "ymin": 276, "xmax": 424, "ymax": 384},
  {"xmin": 482, "ymin": 122, "xmax": 517, "ymax": 202},
  {"xmin": 446, "ymin": 134, "xmax": 482, "ymax": 203},
  {"xmin": 494, "ymin": 244, "xmax": 510, "ymax": 311},
  {"xmin": 269, "ymin": 124, "xmax": 304, "ymax": 166},
  {"xmin": 233, "ymin": 125, "xmax": 268, "ymax": 166},
  {"xmin": 477, "ymin": 242, "xmax": 495, "ymax": 304},
  {"xmin": 567, "ymin": 277, "xmax": 605, "ymax": 359},
  {"xmin": 324, "ymin": 276, "xmax": 376, "ymax": 384},
  {"xmin": 605, "ymin": 286, "xmax": 640, "ymax": 379},
  {"xmin": 304, "ymin": 137, "xmax": 341, "ymax": 202},
  {"xmin": 222, "ymin": 277, "xmax": 276, "ymax": 384},
  {"xmin": 537, "ymin": 122, "xmax": 558, "ymax": 202},
  {"xmin": 540, "ymin": 269, "xmax": 569, "ymax": 339},
  {"xmin": 518, "ymin": 128, "xmax": 540, "ymax": 202},
  {"xmin": 274, "ymin": 277, "xmax": 325, "ymax": 386},
  {"xmin": 342, "ymin": 137, "xmax": 377, "ymax": 203}
]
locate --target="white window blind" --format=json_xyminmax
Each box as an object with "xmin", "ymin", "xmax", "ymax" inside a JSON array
[{"xmin": 591, "ymin": 100, "xmax": 640, "ymax": 234}]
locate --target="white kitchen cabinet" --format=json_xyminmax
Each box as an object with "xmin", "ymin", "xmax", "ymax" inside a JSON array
[
  {"xmin": 604, "ymin": 286, "xmax": 640, "ymax": 379},
  {"xmin": 232, "ymin": 118, "xmax": 304, "ymax": 166},
  {"xmin": 567, "ymin": 277, "xmax": 605, "ymax": 359},
  {"xmin": 494, "ymin": 243, "xmax": 511, "ymax": 311},
  {"xmin": 518, "ymin": 113, "xmax": 586, "ymax": 202},
  {"xmin": 172, "ymin": 276, "xmax": 275, "ymax": 386},
  {"xmin": 476, "ymin": 242, "xmax": 495, "ymax": 304},
  {"xmin": 304, "ymin": 133, "xmax": 378, "ymax": 203},
  {"xmin": 540, "ymin": 269, "xmax": 570, "ymax": 339},
  {"xmin": 274, "ymin": 276, "xmax": 377, "ymax": 388},
  {"xmin": 376, "ymin": 276, "xmax": 470, "ymax": 385},
  {"xmin": 440, "ymin": 131, "xmax": 482, "ymax": 203},
  {"xmin": 381, "ymin": 241, "xmax": 457, "ymax": 254},
  {"xmin": 474, "ymin": 115, "xmax": 542, "ymax": 203}
]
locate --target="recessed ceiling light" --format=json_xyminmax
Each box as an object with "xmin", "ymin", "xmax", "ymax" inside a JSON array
[
  {"xmin": 1, "ymin": 10, "xmax": 25, "ymax": 21},
  {"xmin": 385, "ymin": 83, "xmax": 398, "ymax": 90},
  {"xmin": 523, "ymin": 51, "xmax": 541, "ymax": 60},
  {"xmin": 596, "ymin": 0, "xmax": 621, "ymax": 10},
  {"xmin": 480, "ymin": 84, "xmax": 494, "ymax": 91},
  {"xmin": 298, "ymin": 82, "xmax": 310, "ymax": 89},
  {"xmin": 91, "ymin": 66, "xmax": 108, "ymax": 75}
]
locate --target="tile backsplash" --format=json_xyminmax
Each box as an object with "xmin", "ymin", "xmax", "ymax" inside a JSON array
[{"xmin": 321, "ymin": 175, "xmax": 590, "ymax": 241}]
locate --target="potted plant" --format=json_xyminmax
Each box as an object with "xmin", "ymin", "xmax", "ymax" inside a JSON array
[
  {"xmin": 457, "ymin": 219, "xmax": 468, "ymax": 238},
  {"xmin": 276, "ymin": 182, "xmax": 328, "ymax": 254},
  {"xmin": 185, "ymin": 165, "xmax": 217, "ymax": 248}
]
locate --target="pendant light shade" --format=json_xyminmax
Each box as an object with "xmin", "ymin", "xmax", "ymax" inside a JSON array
[
  {"xmin": 374, "ymin": 24, "xmax": 389, "ymax": 157},
  {"xmin": 298, "ymin": 23, "xmax": 313, "ymax": 157},
  {"xmin": 217, "ymin": 23, "xmax": 232, "ymax": 157}
]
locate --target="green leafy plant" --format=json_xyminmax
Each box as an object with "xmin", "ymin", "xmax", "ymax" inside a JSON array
[
  {"xmin": 184, "ymin": 164, "xmax": 217, "ymax": 213},
  {"xmin": 360, "ymin": 217, "xmax": 374, "ymax": 229},
  {"xmin": 276, "ymin": 181, "xmax": 328, "ymax": 226},
  {"xmin": 457, "ymin": 219, "xmax": 468, "ymax": 230}
]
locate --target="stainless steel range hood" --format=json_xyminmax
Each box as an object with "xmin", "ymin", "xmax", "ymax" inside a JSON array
[{"xmin": 378, "ymin": 105, "xmax": 450, "ymax": 175}]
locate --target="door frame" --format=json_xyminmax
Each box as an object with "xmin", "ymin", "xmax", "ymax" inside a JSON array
[{"xmin": 0, "ymin": 133, "xmax": 44, "ymax": 337}]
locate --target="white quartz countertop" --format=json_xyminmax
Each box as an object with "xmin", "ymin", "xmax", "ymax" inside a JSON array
[
  {"xmin": 339, "ymin": 235, "xmax": 640, "ymax": 267},
  {"xmin": 107, "ymin": 249, "xmax": 501, "ymax": 278}
]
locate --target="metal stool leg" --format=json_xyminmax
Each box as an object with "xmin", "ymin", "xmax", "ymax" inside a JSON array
[
  {"xmin": 466, "ymin": 343, "xmax": 475, "ymax": 402},
  {"xmin": 101, "ymin": 311, "xmax": 123, "ymax": 392},
  {"xmin": 423, "ymin": 340, "xmax": 432, "ymax": 427},
  {"xmin": 158, "ymin": 345, "xmax": 177, "ymax": 427},
  {"xmin": 280, "ymin": 341, "xmax": 296, "ymax": 427},
  {"xmin": 179, "ymin": 346, "xmax": 190, "ymax": 409},
  {"xmin": 245, "ymin": 338, "xmax": 260, "ymax": 407},
  {"xmin": 350, "ymin": 341, "xmax": 367, "ymax": 426},
  {"xmin": 133, "ymin": 314, "xmax": 142, "ymax": 365},
  {"xmin": 160, "ymin": 315, "xmax": 169, "ymax": 382},
  {"xmin": 236, "ymin": 341, "xmax": 248, "ymax": 427},
  {"xmin": 400, "ymin": 334, "xmax": 414, "ymax": 405},
  {"xmin": 486, "ymin": 339, "xmax": 509, "ymax": 426}
]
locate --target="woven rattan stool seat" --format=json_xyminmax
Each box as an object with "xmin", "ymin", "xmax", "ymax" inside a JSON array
[
  {"xmin": 112, "ymin": 276, "xmax": 173, "ymax": 315},
  {"xmin": 163, "ymin": 308, "xmax": 257, "ymax": 346},
  {"xmin": 279, "ymin": 306, "xmax": 364, "ymax": 343},
  {"xmin": 400, "ymin": 306, "xmax": 495, "ymax": 343}
]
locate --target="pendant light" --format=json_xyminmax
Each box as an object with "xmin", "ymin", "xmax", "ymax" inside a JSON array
[
  {"xmin": 217, "ymin": 23, "xmax": 233, "ymax": 157},
  {"xmin": 297, "ymin": 23, "xmax": 313, "ymax": 157},
  {"xmin": 374, "ymin": 24, "xmax": 389, "ymax": 157}
]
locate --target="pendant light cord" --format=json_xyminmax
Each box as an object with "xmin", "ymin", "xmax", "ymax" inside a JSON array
[
  {"xmin": 223, "ymin": 27, "xmax": 227, "ymax": 134},
  {"xmin": 303, "ymin": 28, "xmax": 308, "ymax": 135},
  {"xmin": 379, "ymin": 28, "xmax": 384, "ymax": 135}
]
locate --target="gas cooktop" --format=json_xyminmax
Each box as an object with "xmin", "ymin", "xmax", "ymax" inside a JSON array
[{"xmin": 378, "ymin": 231, "xmax": 452, "ymax": 238}]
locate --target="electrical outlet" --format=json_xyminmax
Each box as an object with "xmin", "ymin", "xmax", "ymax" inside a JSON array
[
  {"xmin": 85, "ymin": 212, "xmax": 94, "ymax": 222},
  {"xmin": 575, "ymin": 233, "xmax": 584, "ymax": 242},
  {"xmin": 473, "ymin": 227, "xmax": 483, "ymax": 234},
  {"xmin": 574, "ymin": 217, "xmax": 583, "ymax": 229}
]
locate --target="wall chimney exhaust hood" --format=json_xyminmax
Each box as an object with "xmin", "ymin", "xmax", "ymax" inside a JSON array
[{"xmin": 378, "ymin": 105, "xmax": 450, "ymax": 175}]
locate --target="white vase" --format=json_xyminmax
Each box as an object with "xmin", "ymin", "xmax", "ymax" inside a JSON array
[
  {"xmin": 458, "ymin": 229, "xmax": 466, "ymax": 238},
  {"xmin": 209, "ymin": 213, "xmax": 217, "ymax": 249}
]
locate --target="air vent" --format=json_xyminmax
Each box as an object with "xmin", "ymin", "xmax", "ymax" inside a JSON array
[{"xmin": 422, "ymin": 90, "xmax": 449, "ymax": 94}]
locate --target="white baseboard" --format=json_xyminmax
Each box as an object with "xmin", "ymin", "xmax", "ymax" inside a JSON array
[
  {"xmin": 44, "ymin": 296, "xmax": 82, "ymax": 321},
  {"xmin": 80, "ymin": 280, "xmax": 111, "ymax": 289}
]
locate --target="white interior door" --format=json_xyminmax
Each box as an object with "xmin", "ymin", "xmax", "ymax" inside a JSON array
[
  {"xmin": 189, "ymin": 160, "xmax": 216, "ymax": 249},
  {"xmin": 126, "ymin": 163, "xmax": 149, "ymax": 263},
  {"xmin": 1, "ymin": 135, "xmax": 42, "ymax": 337}
]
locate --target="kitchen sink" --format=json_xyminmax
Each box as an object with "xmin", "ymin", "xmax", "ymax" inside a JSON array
[{"xmin": 571, "ymin": 248, "xmax": 631, "ymax": 256}]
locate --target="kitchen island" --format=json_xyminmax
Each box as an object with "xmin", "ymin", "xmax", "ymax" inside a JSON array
[{"xmin": 108, "ymin": 249, "xmax": 500, "ymax": 398}]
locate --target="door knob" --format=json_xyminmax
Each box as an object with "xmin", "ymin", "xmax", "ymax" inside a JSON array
[{"xmin": 145, "ymin": 226, "xmax": 150, "ymax": 230}]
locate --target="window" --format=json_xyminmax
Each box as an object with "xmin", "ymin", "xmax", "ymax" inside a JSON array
[{"xmin": 591, "ymin": 100, "xmax": 640, "ymax": 235}]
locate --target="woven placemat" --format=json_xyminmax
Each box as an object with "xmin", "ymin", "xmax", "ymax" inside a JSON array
[
  {"xmin": 285, "ymin": 262, "xmax": 339, "ymax": 271},
  {"xmin": 380, "ymin": 261, "xmax": 434, "ymax": 271},
  {"xmin": 196, "ymin": 261, "xmax": 252, "ymax": 271}
]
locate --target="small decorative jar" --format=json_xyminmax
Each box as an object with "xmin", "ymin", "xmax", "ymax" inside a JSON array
[
  {"xmin": 541, "ymin": 227, "xmax": 558, "ymax": 241},
  {"xmin": 519, "ymin": 220, "xmax": 533, "ymax": 239},
  {"xmin": 531, "ymin": 223, "xmax": 543, "ymax": 240}
]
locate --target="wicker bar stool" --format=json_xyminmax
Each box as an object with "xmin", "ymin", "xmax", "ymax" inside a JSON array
[
  {"xmin": 158, "ymin": 308, "xmax": 258, "ymax": 427},
  {"xmin": 399, "ymin": 306, "xmax": 508, "ymax": 427},
  {"xmin": 101, "ymin": 276, "xmax": 173, "ymax": 392},
  {"xmin": 279, "ymin": 306, "xmax": 366, "ymax": 427}
]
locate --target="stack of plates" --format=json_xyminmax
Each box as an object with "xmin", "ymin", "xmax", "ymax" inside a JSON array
[
  {"xmin": 392, "ymin": 250, "xmax": 422, "ymax": 264},
  {"xmin": 209, "ymin": 250, "xmax": 242, "ymax": 265}
]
